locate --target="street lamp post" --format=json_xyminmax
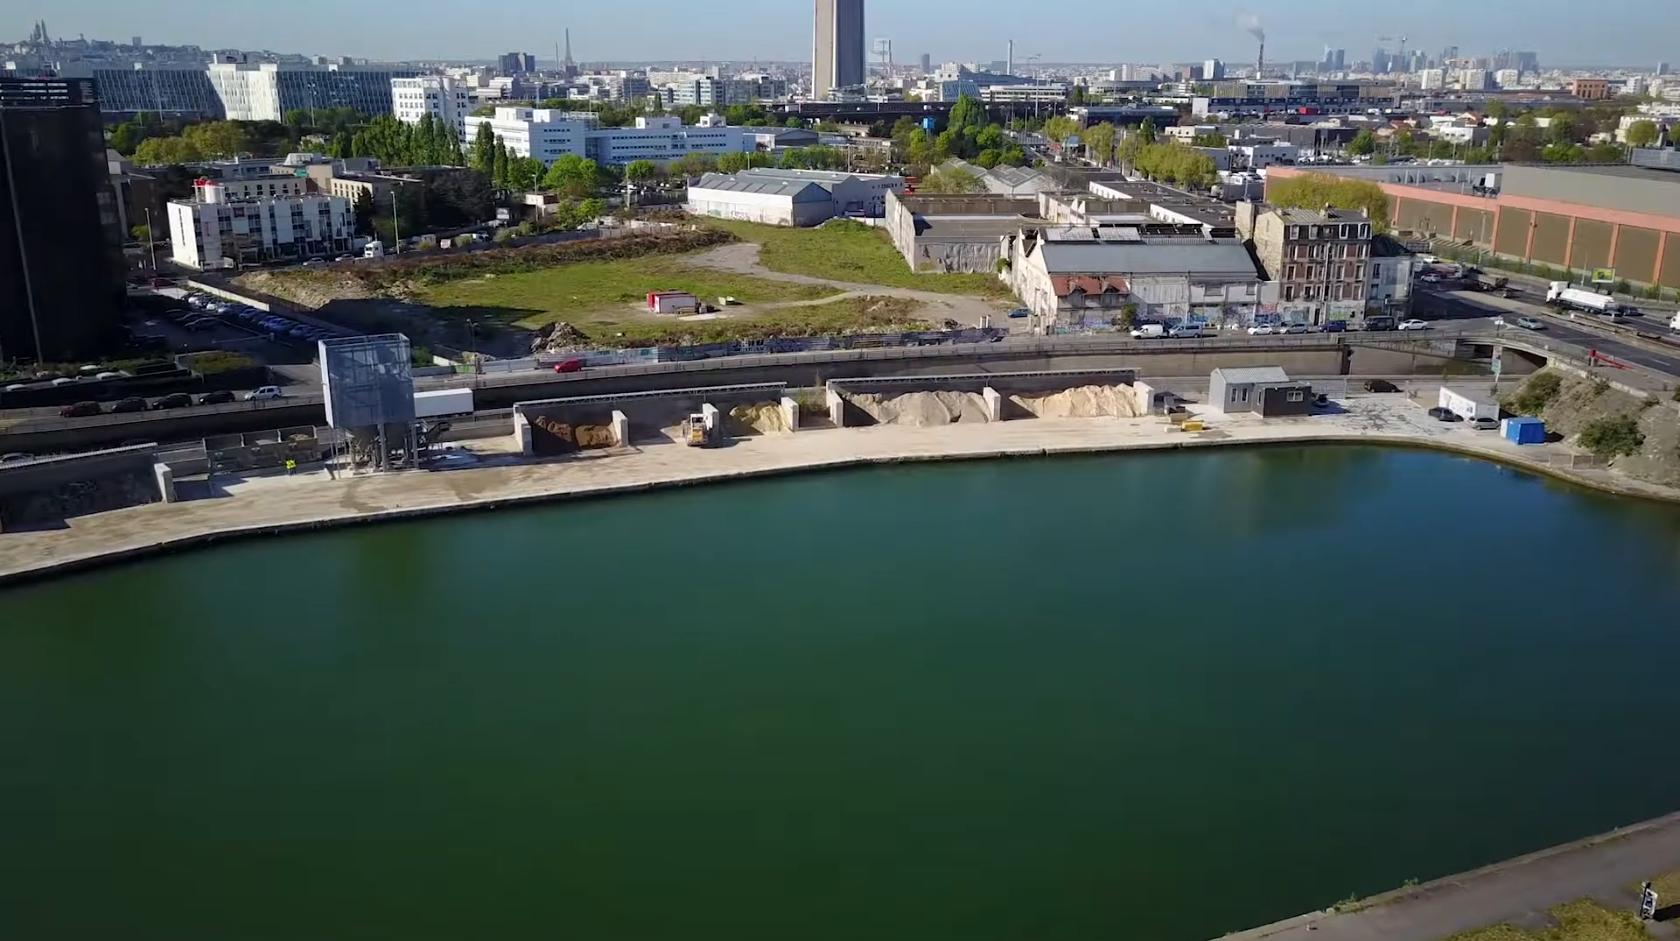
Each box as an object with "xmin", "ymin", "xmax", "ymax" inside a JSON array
[{"xmin": 143, "ymin": 206, "xmax": 159, "ymax": 271}]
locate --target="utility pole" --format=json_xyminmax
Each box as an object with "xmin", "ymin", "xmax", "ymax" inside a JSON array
[
  {"xmin": 391, "ymin": 189, "xmax": 401, "ymax": 253},
  {"xmin": 144, "ymin": 206, "xmax": 158, "ymax": 270}
]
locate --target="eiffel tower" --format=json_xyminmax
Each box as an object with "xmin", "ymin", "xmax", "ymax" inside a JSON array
[{"xmin": 561, "ymin": 28, "xmax": 578, "ymax": 79}]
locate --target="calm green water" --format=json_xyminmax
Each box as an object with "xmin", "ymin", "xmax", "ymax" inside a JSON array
[{"xmin": 4, "ymin": 447, "xmax": 1680, "ymax": 941}]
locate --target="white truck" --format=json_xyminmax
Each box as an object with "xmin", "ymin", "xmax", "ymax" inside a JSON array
[
  {"xmin": 412, "ymin": 388, "xmax": 474, "ymax": 419},
  {"xmin": 1670, "ymin": 311, "xmax": 1680, "ymax": 332},
  {"xmin": 363, "ymin": 240, "xmax": 386, "ymax": 258},
  {"xmin": 1547, "ymin": 281, "xmax": 1632, "ymax": 316}
]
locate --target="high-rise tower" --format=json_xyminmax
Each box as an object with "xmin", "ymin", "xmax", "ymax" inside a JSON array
[{"xmin": 812, "ymin": 0, "xmax": 866, "ymax": 100}]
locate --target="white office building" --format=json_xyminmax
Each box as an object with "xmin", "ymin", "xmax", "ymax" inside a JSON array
[
  {"xmin": 1495, "ymin": 68, "xmax": 1521, "ymax": 88},
  {"xmin": 166, "ymin": 181, "xmax": 354, "ymax": 270},
  {"xmin": 464, "ymin": 108, "xmax": 751, "ymax": 167},
  {"xmin": 207, "ymin": 60, "xmax": 416, "ymax": 121},
  {"xmin": 1419, "ymin": 69, "xmax": 1447, "ymax": 91},
  {"xmin": 392, "ymin": 75, "xmax": 471, "ymax": 139}
]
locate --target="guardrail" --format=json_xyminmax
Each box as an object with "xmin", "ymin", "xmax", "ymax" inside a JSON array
[{"xmin": 1, "ymin": 395, "xmax": 312, "ymax": 435}]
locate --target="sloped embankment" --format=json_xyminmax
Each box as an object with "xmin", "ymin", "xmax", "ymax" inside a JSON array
[{"xmin": 1503, "ymin": 368, "xmax": 1680, "ymax": 488}]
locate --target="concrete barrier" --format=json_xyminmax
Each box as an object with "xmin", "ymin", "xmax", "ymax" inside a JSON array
[
  {"xmin": 827, "ymin": 387, "xmax": 846, "ymax": 428},
  {"xmin": 513, "ymin": 383, "xmax": 788, "ymax": 454},
  {"xmin": 780, "ymin": 396, "xmax": 800, "ymax": 432},
  {"xmin": 511, "ymin": 411, "xmax": 532, "ymax": 456},
  {"xmin": 983, "ymin": 387, "xmax": 1003, "ymax": 422},
  {"xmin": 153, "ymin": 463, "xmax": 177, "ymax": 503}
]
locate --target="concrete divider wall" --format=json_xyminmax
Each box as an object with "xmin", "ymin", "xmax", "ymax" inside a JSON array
[
  {"xmin": 780, "ymin": 396, "xmax": 800, "ymax": 431},
  {"xmin": 514, "ymin": 383, "xmax": 787, "ymax": 455},
  {"xmin": 0, "ymin": 447, "xmax": 164, "ymax": 531}
]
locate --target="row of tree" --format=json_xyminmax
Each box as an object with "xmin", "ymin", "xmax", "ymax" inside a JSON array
[
  {"xmin": 1266, "ymin": 174, "xmax": 1392, "ymax": 233},
  {"xmin": 347, "ymin": 113, "xmax": 464, "ymax": 167},
  {"xmin": 117, "ymin": 110, "xmax": 365, "ymax": 164}
]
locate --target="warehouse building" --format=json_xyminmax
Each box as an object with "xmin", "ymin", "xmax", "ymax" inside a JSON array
[
  {"xmin": 685, "ymin": 168, "xmax": 904, "ymax": 227},
  {"xmin": 1265, "ymin": 162, "xmax": 1680, "ymax": 290},
  {"xmin": 885, "ymin": 192, "xmax": 1043, "ymax": 273}
]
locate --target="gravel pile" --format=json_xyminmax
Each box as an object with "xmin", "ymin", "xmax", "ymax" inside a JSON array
[{"xmin": 727, "ymin": 402, "xmax": 791, "ymax": 435}]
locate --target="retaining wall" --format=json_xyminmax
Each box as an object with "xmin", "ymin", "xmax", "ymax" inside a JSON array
[
  {"xmin": 829, "ymin": 369, "xmax": 1142, "ymax": 426},
  {"xmin": 513, "ymin": 383, "xmax": 788, "ymax": 455},
  {"xmin": 0, "ymin": 447, "xmax": 164, "ymax": 531}
]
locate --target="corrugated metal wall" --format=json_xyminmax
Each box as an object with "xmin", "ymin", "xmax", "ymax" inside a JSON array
[
  {"xmin": 1494, "ymin": 207, "xmax": 1531, "ymax": 257},
  {"xmin": 1615, "ymin": 226, "xmax": 1660, "ymax": 284},
  {"xmin": 1529, "ymin": 212, "xmax": 1570, "ymax": 266},
  {"xmin": 1568, "ymin": 219, "xmax": 1613, "ymax": 272}
]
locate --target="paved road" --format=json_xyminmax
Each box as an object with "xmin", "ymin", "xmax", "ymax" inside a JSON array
[
  {"xmin": 1421, "ymin": 286, "xmax": 1680, "ymax": 376},
  {"xmin": 1218, "ymin": 811, "xmax": 1680, "ymax": 941}
]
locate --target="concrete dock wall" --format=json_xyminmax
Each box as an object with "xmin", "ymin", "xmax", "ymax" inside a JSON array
[
  {"xmin": 0, "ymin": 447, "xmax": 165, "ymax": 531},
  {"xmin": 514, "ymin": 383, "xmax": 789, "ymax": 454},
  {"xmin": 829, "ymin": 369, "xmax": 1143, "ymax": 426}
]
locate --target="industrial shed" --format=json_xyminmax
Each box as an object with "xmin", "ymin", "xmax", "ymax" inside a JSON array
[
  {"xmin": 686, "ymin": 168, "xmax": 905, "ymax": 227},
  {"xmin": 885, "ymin": 192, "xmax": 1043, "ymax": 273},
  {"xmin": 1210, "ymin": 366, "xmax": 1313, "ymax": 416}
]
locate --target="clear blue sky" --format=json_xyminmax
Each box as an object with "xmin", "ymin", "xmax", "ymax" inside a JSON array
[{"xmin": 4, "ymin": 0, "xmax": 1666, "ymax": 67}]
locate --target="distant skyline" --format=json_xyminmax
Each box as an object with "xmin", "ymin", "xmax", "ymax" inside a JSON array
[{"xmin": 2, "ymin": 0, "xmax": 1671, "ymax": 68}]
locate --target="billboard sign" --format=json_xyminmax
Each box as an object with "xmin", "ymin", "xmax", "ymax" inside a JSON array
[{"xmin": 1591, "ymin": 267, "xmax": 1616, "ymax": 284}]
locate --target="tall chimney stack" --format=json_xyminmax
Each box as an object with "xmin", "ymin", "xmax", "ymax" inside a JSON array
[{"xmin": 1257, "ymin": 39, "xmax": 1265, "ymax": 77}]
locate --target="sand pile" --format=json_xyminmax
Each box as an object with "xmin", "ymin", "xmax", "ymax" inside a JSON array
[
  {"xmin": 573, "ymin": 424, "xmax": 616, "ymax": 449},
  {"xmin": 727, "ymin": 402, "xmax": 790, "ymax": 435},
  {"xmin": 849, "ymin": 391, "xmax": 991, "ymax": 426},
  {"xmin": 1009, "ymin": 384, "xmax": 1143, "ymax": 419}
]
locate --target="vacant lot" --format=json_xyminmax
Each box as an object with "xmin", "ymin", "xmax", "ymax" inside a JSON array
[
  {"xmin": 594, "ymin": 295, "xmax": 932, "ymax": 347},
  {"xmin": 415, "ymin": 255, "xmax": 841, "ymax": 330},
  {"xmin": 698, "ymin": 218, "xmax": 1010, "ymax": 297},
  {"xmin": 1443, "ymin": 899, "xmax": 1652, "ymax": 941}
]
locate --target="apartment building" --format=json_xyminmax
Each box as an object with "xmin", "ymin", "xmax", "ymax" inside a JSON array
[
  {"xmin": 166, "ymin": 180, "xmax": 353, "ymax": 270},
  {"xmin": 1570, "ymin": 78, "xmax": 1612, "ymax": 100},
  {"xmin": 207, "ymin": 60, "xmax": 416, "ymax": 121},
  {"xmin": 392, "ymin": 75, "xmax": 470, "ymax": 139},
  {"xmin": 465, "ymin": 109, "xmax": 749, "ymax": 166},
  {"xmin": 1237, "ymin": 202, "xmax": 1372, "ymax": 324}
]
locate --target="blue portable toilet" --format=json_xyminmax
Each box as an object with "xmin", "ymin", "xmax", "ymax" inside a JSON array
[{"xmin": 1502, "ymin": 417, "xmax": 1546, "ymax": 445}]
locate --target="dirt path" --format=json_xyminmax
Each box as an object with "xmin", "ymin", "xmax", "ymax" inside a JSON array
[{"xmin": 689, "ymin": 243, "xmax": 1007, "ymax": 327}]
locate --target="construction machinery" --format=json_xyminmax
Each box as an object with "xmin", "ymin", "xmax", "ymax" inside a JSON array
[{"xmin": 682, "ymin": 412, "xmax": 714, "ymax": 447}]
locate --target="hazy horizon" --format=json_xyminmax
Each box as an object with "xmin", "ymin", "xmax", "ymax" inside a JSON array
[{"xmin": 3, "ymin": 0, "xmax": 1670, "ymax": 69}]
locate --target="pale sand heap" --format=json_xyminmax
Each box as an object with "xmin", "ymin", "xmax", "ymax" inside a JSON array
[
  {"xmin": 1009, "ymin": 384, "xmax": 1143, "ymax": 419},
  {"xmin": 848, "ymin": 391, "xmax": 992, "ymax": 426},
  {"xmin": 727, "ymin": 402, "xmax": 792, "ymax": 435}
]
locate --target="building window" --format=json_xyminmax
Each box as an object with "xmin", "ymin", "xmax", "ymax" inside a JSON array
[{"xmin": 1286, "ymin": 390, "xmax": 1305, "ymax": 402}]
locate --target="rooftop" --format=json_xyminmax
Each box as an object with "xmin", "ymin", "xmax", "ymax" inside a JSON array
[
  {"xmin": 689, "ymin": 172, "xmax": 829, "ymax": 200},
  {"xmin": 1084, "ymin": 178, "xmax": 1236, "ymax": 227},
  {"xmin": 1036, "ymin": 239, "xmax": 1261, "ymax": 279},
  {"xmin": 1273, "ymin": 206, "xmax": 1368, "ymax": 224},
  {"xmin": 1213, "ymin": 366, "xmax": 1293, "ymax": 385}
]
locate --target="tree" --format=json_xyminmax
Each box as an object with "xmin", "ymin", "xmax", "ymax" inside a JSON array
[
  {"xmin": 130, "ymin": 224, "xmax": 150, "ymax": 243},
  {"xmin": 1546, "ymin": 115, "xmax": 1578, "ymax": 145},
  {"xmin": 182, "ymin": 121, "xmax": 248, "ymax": 159},
  {"xmin": 1267, "ymin": 172, "xmax": 1392, "ymax": 233},
  {"xmin": 625, "ymin": 159, "xmax": 660, "ymax": 183},
  {"xmin": 905, "ymin": 128, "xmax": 935, "ymax": 171},
  {"xmin": 917, "ymin": 167, "xmax": 986, "ymax": 194},
  {"xmin": 1083, "ymin": 122, "xmax": 1117, "ymax": 166},
  {"xmin": 426, "ymin": 171, "xmax": 495, "ymax": 228},
  {"xmin": 1585, "ymin": 141, "xmax": 1626, "ymax": 163},
  {"xmin": 491, "ymin": 140, "xmax": 510, "ymax": 190},
  {"xmin": 1043, "ymin": 116, "xmax": 1080, "ymax": 144},
  {"xmin": 328, "ymin": 131, "xmax": 353, "ymax": 159},
  {"xmin": 353, "ymin": 190, "xmax": 376, "ymax": 236},
  {"xmin": 1069, "ymin": 85, "xmax": 1087, "ymax": 107},
  {"xmin": 1190, "ymin": 132, "xmax": 1228, "ymax": 148},
  {"xmin": 675, "ymin": 152, "xmax": 719, "ymax": 177},
  {"xmin": 133, "ymin": 135, "xmax": 205, "ymax": 165},
  {"xmin": 1626, "ymin": 119, "xmax": 1661, "ymax": 148},
  {"xmin": 716, "ymin": 151, "xmax": 772, "ymax": 173},
  {"xmin": 507, "ymin": 156, "xmax": 545, "ymax": 193},
  {"xmin": 948, "ymin": 94, "xmax": 986, "ymax": 136},
  {"xmin": 469, "ymin": 123, "xmax": 497, "ymax": 173},
  {"xmin": 1137, "ymin": 117, "xmax": 1157, "ymax": 145},
  {"xmin": 1347, "ymin": 129, "xmax": 1377, "ymax": 156}
]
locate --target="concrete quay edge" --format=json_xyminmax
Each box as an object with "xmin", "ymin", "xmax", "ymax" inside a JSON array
[
  {"xmin": 1, "ymin": 428, "xmax": 1676, "ymax": 590},
  {"xmin": 1221, "ymin": 809, "xmax": 1680, "ymax": 940}
]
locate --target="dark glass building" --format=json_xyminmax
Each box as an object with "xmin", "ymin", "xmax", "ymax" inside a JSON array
[{"xmin": 0, "ymin": 77, "xmax": 127, "ymax": 365}]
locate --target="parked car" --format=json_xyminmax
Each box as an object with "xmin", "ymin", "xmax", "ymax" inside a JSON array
[
  {"xmin": 110, "ymin": 397, "xmax": 148, "ymax": 413},
  {"xmin": 1130, "ymin": 323, "xmax": 1166, "ymax": 339},
  {"xmin": 1246, "ymin": 323, "xmax": 1276, "ymax": 335},
  {"xmin": 1515, "ymin": 316, "xmax": 1546, "ymax": 330},
  {"xmin": 1427, "ymin": 407, "xmax": 1464, "ymax": 422},
  {"xmin": 1279, "ymin": 323, "xmax": 1309, "ymax": 335},
  {"xmin": 245, "ymin": 385, "xmax": 284, "ymax": 401},
  {"xmin": 1468, "ymin": 416, "xmax": 1500, "ymax": 430},
  {"xmin": 198, "ymin": 390, "xmax": 236, "ymax": 405},
  {"xmin": 1321, "ymin": 321, "xmax": 1347, "ymax": 333},
  {"xmin": 151, "ymin": 393, "xmax": 194, "ymax": 410},
  {"xmin": 554, "ymin": 358, "xmax": 584, "ymax": 374},
  {"xmin": 1167, "ymin": 324, "xmax": 1207, "ymax": 338},
  {"xmin": 1419, "ymin": 273, "xmax": 1442, "ymax": 283},
  {"xmin": 1363, "ymin": 379, "xmax": 1401, "ymax": 393},
  {"xmin": 0, "ymin": 452, "xmax": 31, "ymax": 463},
  {"xmin": 1397, "ymin": 319, "xmax": 1430, "ymax": 331},
  {"xmin": 50, "ymin": 377, "xmax": 76, "ymax": 386},
  {"xmin": 59, "ymin": 400, "xmax": 101, "ymax": 418},
  {"xmin": 1005, "ymin": 307, "xmax": 1030, "ymax": 319}
]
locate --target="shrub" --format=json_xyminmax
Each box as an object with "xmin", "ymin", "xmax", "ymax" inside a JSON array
[
  {"xmin": 1590, "ymin": 376, "xmax": 1610, "ymax": 396},
  {"xmin": 1507, "ymin": 371, "xmax": 1563, "ymax": 415},
  {"xmin": 181, "ymin": 350, "xmax": 258, "ymax": 375},
  {"xmin": 1578, "ymin": 415, "xmax": 1645, "ymax": 459}
]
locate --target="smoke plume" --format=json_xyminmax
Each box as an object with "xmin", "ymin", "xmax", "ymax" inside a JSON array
[{"xmin": 1237, "ymin": 14, "xmax": 1265, "ymax": 42}]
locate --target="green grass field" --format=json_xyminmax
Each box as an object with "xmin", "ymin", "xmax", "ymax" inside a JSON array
[
  {"xmin": 592, "ymin": 295, "xmax": 932, "ymax": 348},
  {"xmin": 415, "ymin": 256, "xmax": 840, "ymax": 330},
  {"xmin": 697, "ymin": 218, "xmax": 1011, "ymax": 297}
]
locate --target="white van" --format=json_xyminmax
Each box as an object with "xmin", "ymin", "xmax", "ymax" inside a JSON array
[
  {"xmin": 1130, "ymin": 323, "xmax": 1166, "ymax": 339},
  {"xmin": 1670, "ymin": 311, "xmax": 1680, "ymax": 332}
]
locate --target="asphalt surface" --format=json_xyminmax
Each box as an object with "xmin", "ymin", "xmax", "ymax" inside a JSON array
[
  {"xmin": 1218, "ymin": 811, "xmax": 1680, "ymax": 941},
  {"xmin": 1420, "ymin": 283, "xmax": 1680, "ymax": 375}
]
